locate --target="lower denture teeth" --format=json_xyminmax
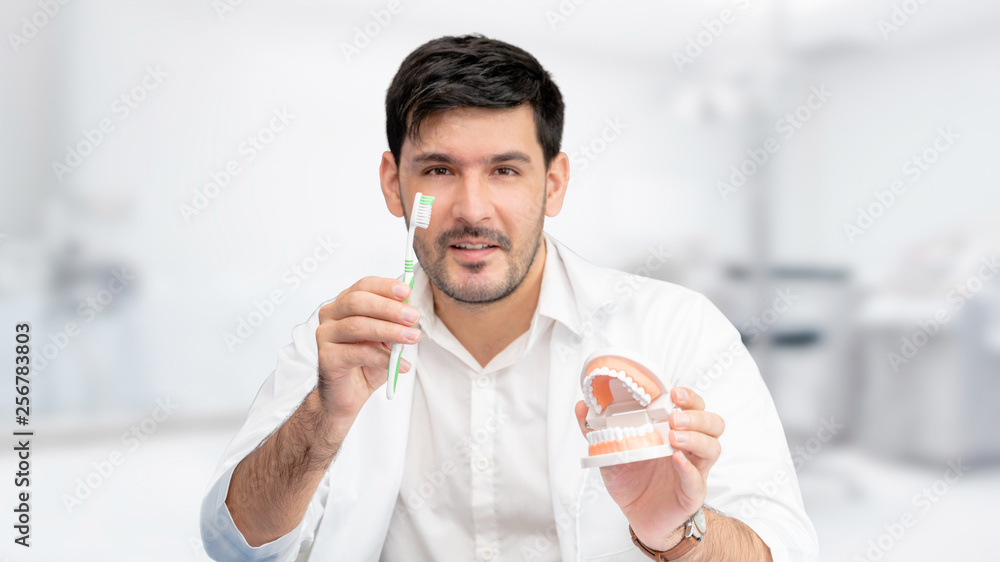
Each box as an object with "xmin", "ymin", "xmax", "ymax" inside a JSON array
[{"xmin": 589, "ymin": 422, "xmax": 660, "ymax": 447}]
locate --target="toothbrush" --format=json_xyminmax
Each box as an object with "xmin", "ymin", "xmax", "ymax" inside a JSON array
[{"xmin": 386, "ymin": 192, "xmax": 434, "ymax": 400}]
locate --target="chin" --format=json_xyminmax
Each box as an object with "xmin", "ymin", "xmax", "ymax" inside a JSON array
[{"xmin": 443, "ymin": 275, "xmax": 512, "ymax": 304}]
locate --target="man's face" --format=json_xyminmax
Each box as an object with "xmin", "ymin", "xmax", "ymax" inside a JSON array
[{"xmin": 388, "ymin": 105, "xmax": 561, "ymax": 304}]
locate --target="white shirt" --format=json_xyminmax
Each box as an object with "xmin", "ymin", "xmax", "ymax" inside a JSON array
[
  {"xmin": 382, "ymin": 236, "xmax": 571, "ymax": 562},
  {"xmin": 200, "ymin": 233, "xmax": 819, "ymax": 562}
]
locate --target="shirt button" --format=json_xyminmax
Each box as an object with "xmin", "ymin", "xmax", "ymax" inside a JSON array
[
  {"xmin": 474, "ymin": 456, "xmax": 490, "ymax": 472},
  {"xmin": 479, "ymin": 548, "xmax": 496, "ymax": 561},
  {"xmin": 476, "ymin": 375, "xmax": 491, "ymax": 388}
]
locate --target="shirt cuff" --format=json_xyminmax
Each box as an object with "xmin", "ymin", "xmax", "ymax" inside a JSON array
[{"xmin": 200, "ymin": 462, "xmax": 309, "ymax": 562}]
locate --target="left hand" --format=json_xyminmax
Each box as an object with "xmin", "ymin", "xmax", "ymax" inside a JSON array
[{"xmin": 573, "ymin": 386, "xmax": 725, "ymax": 550}]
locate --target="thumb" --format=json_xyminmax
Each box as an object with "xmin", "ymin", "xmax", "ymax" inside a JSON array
[{"xmin": 574, "ymin": 400, "xmax": 591, "ymax": 437}]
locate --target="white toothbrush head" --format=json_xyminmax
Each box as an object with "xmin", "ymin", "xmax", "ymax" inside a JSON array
[{"xmin": 411, "ymin": 193, "xmax": 434, "ymax": 230}]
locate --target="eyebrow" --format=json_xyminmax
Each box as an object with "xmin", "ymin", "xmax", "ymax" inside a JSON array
[{"xmin": 411, "ymin": 151, "xmax": 533, "ymax": 167}]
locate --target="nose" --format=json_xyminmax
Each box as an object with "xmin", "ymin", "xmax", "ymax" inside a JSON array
[{"xmin": 450, "ymin": 172, "xmax": 492, "ymax": 226}]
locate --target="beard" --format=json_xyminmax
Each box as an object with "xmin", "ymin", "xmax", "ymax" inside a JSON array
[{"xmin": 407, "ymin": 188, "xmax": 546, "ymax": 305}]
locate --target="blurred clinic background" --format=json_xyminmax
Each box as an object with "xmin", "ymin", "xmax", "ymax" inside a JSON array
[{"xmin": 2, "ymin": 0, "xmax": 999, "ymax": 560}]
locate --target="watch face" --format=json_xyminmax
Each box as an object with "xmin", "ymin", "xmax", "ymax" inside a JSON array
[{"xmin": 693, "ymin": 508, "xmax": 707, "ymax": 535}]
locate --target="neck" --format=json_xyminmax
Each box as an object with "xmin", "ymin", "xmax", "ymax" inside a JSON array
[{"xmin": 431, "ymin": 237, "xmax": 547, "ymax": 368}]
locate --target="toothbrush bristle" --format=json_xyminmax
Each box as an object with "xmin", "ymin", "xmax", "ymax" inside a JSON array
[{"xmin": 413, "ymin": 199, "xmax": 434, "ymax": 229}]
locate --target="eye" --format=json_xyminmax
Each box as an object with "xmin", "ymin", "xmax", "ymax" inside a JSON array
[
  {"xmin": 425, "ymin": 167, "xmax": 450, "ymax": 176},
  {"xmin": 494, "ymin": 166, "xmax": 517, "ymax": 176}
]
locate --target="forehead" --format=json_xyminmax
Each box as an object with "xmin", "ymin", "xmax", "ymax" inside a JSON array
[{"xmin": 401, "ymin": 105, "xmax": 541, "ymax": 163}]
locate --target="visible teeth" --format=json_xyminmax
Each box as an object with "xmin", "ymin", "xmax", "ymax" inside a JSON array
[
  {"xmin": 587, "ymin": 423, "xmax": 656, "ymax": 445},
  {"xmin": 584, "ymin": 367, "xmax": 654, "ymax": 410},
  {"xmin": 455, "ymin": 243, "xmax": 491, "ymax": 249}
]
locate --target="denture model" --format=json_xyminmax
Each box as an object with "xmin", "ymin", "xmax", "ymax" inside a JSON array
[{"xmin": 581, "ymin": 348, "xmax": 675, "ymax": 468}]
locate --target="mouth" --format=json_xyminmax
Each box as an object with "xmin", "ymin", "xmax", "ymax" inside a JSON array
[{"xmin": 447, "ymin": 240, "xmax": 501, "ymax": 261}]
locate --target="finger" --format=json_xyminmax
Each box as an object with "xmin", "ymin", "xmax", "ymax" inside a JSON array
[
  {"xmin": 669, "ymin": 410, "xmax": 725, "ymax": 439},
  {"xmin": 319, "ymin": 276, "xmax": 412, "ymax": 322},
  {"xmin": 671, "ymin": 386, "xmax": 704, "ymax": 411},
  {"xmin": 318, "ymin": 315, "xmax": 421, "ymax": 346},
  {"xmin": 671, "ymin": 450, "xmax": 707, "ymax": 509},
  {"xmin": 322, "ymin": 284, "xmax": 419, "ymax": 326},
  {"xmin": 574, "ymin": 400, "xmax": 592, "ymax": 437},
  {"xmin": 321, "ymin": 341, "xmax": 412, "ymax": 375},
  {"xmin": 349, "ymin": 275, "xmax": 412, "ymax": 301},
  {"xmin": 669, "ymin": 430, "xmax": 721, "ymax": 473}
]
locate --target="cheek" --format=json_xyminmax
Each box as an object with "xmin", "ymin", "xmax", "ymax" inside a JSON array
[{"xmin": 502, "ymin": 196, "xmax": 545, "ymax": 225}]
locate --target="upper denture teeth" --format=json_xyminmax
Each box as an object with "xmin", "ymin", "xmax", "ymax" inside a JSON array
[{"xmin": 585, "ymin": 366, "xmax": 654, "ymax": 412}]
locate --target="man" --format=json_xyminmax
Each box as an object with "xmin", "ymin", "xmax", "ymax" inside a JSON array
[{"xmin": 201, "ymin": 34, "xmax": 818, "ymax": 561}]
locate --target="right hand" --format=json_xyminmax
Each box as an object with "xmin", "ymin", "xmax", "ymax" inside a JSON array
[{"xmin": 315, "ymin": 276, "xmax": 422, "ymax": 424}]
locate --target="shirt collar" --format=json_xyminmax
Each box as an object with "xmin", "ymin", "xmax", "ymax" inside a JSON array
[{"xmin": 535, "ymin": 232, "xmax": 582, "ymax": 337}]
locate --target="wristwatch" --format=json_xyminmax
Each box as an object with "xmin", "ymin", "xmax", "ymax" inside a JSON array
[{"xmin": 630, "ymin": 507, "xmax": 707, "ymax": 561}]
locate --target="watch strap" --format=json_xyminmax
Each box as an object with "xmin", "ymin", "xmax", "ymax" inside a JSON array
[{"xmin": 629, "ymin": 508, "xmax": 705, "ymax": 561}]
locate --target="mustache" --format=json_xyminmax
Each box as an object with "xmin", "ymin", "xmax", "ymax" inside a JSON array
[{"xmin": 437, "ymin": 226, "xmax": 511, "ymax": 252}]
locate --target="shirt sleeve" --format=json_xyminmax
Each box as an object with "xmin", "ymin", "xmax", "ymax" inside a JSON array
[
  {"xmin": 668, "ymin": 292, "xmax": 820, "ymax": 562},
  {"xmin": 200, "ymin": 302, "xmax": 333, "ymax": 561}
]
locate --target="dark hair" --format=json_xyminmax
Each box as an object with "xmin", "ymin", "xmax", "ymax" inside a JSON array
[{"xmin": 385, "ymin": 34, "xmax": 564, "ymax": 168}]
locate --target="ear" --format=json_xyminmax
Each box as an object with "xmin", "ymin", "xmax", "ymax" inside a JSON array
[
  {"xmin": 380, "ymin": 151, "xmax": 405, "ymax": 218},
  {"xmin": 544, "ymin": 152, "xmax": 570, "ymax": 217}
]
